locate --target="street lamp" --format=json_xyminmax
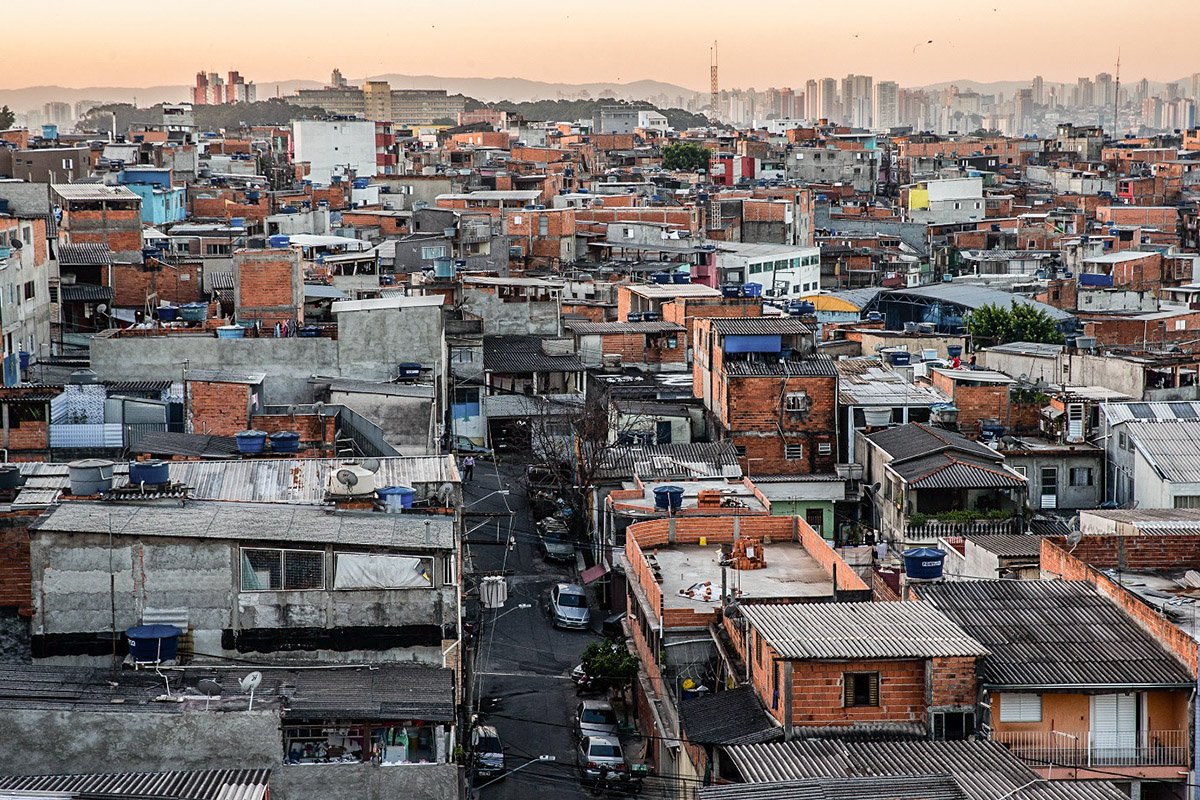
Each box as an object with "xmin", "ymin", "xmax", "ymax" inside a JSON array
[{"xmin": 474, "ymin": 755, "xmax": 556, "ymax": 793}]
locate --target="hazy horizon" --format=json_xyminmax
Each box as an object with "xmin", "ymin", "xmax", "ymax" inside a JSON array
[{"xmin": 4, "ymin": 0, "xmax": 1197, "ymax": 92}]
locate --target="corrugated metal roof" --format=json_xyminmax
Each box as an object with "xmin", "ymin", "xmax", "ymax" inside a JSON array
[
  {"xmin": 712, "ymin": 317, "xmax": 812, "ymax": 336},
  {"xmin": 33, "ymin": 501, "xmax": 455, "ymax": 550},
  {"xmin": 483, "ymin": 336, "xmax": 584, "ymax": 373},
  {"xmin": 565, "ymin": 320, "xmax": 685, "ymax": 335},
  {"xmin": 58, "ymin": 243, "xmax": 112, "ymax": 266},
  {"xmin": 867, "ymin": 423, "xmax": 999, "ymax": 463},
  {"xmin": 1104, "ymin": 401, "xmax": 1200, "ymax": 425},
  {"xmin": 60, "ymin": 284, "xmax": 113, "ymax": 303},
  {"xmin": 1123, "ymin": 419, "xmax": 1200, "ymax": 483},
  {"xmin": 592, "ymin": 442, "xmax": 742, "ymax": 481},
  {"xmin": 725, "ymin": 354, "xmax": 838, "ymax": 378},
  {"xmin": 0, "ymin": 771, "xmax": 271, "ymax": 800},
  {"xmin": 679, "ymin": 687, "xmax": 777, "ymax": 746},
  {"xmin": 725, "ymin": 739, "xmax": 1127, "ymax": 800},
  {"xmin": 916, "ymin": 580, "xmax": 1194, "ymax": 688},
  {"xmin": 699, "ymin": 775, "xmax": 966, "ymax": 800},
  {"xmin": 883, "ymin": 284, "xmax": 1075, "ymax": 322},
  {"xmin": 986, "ymin": 341, "xmax": 1065, "ymax": 357},
  {"xmin": 896, "ymin": 454, "xmax": 1027, "ymax": 490},
  {"xmin": 53, "ymin": 184, "xmax": 141, "ymax": 202},
  {"xmin": 837, "ymin": 358, "xmax": 950, "ymax": 406},
  {"xmin": 739, "ymin": 602, "xmax": 988, "ymax": 660},
  {"xmin": 961, "ymin": 534, "xmax": 1046, "ymax": 558}
]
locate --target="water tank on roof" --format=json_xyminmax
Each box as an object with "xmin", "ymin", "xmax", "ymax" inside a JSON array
[
  {"xmin": 235, "ymin": 430, "xmax": 268, "ymax": 455},
  {"xmin": 903, "ymin": 548, "xmax": 945, "ymax": 581},
  {"xmin": 650, "ymin": 271, "xmax": 671, "ymax": 284},
  {"xmin": 128, "ymin": 459, "xmax": 170, "ymax": 488},
  {"xmin": 67, "ymin": 459, "xmax": 114, "ymax": 496},
  {"xmin": 269, "ymin": 432, "xmax": 301, "ymax": 454},
  {"xmin": 68, "ymin": 369, "xmax": 99, "ymax": 385},
  {"xmin": 377, "ymin": 485, "xmax": 415, "ymax": 512},
  {"xmin": 125, "ymin": 624, "xmax": 181, "ymax": 664},
  {"xmin": 653, "ymin": 485, "xmax": 684, "ymax": 512},
  {"xmin": 887, "ymin": 350, "xmax": 911, "ymax": 366}
]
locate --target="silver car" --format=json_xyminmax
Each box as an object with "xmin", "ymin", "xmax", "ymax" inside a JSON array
[
  {"xmin": 551, "ymin": 583, "xmax": 591, "ymax": 630},
  {"xmin": 576, "ymin": 699, "xmax": 619, "ymax": 739},
  {"xmin": 577, "ymin": 735, "xmax": 628, "ymax": 784}
]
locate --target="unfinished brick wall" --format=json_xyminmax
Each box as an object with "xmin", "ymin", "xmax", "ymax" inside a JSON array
[
  {"xmin": 930, "ymin": 655, "xmax": 978, "ymax": 707},
  {"xmin": 187, "ymin": 380, "xmax": 250, "ymax": 436},
  {"xmin": 112, "ymin": 261, "xmax": 204, "ymax": 309},
  {"xmin": 788, "ymin": 658, "xmax": 929, "ymax": 727},
  {"xmin": 234, "ymin": 248, "xmax": 302, "ymax": 326},
  {"xmin": 0, "ymin": 512, "xmax": 39, "ymax": 615},
  {"xmin": 61, "ymin": 209, "xmax": 142, "ymax": 254},
  {"xmin": 250, "ymin": 412, "xmax": 337, "ymax": 456}
]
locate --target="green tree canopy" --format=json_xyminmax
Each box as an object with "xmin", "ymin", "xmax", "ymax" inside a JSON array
[
  {"xmin": 0, "ymin": 106, "xmax": 15, "ymax": 130},
  {"xmin": 966, "ymin": 302, "xmax": 1064, "ymax": 346},
  {"xmin": 661, "ymin": 141, "xmax": 711, "ymax": 172},
  {"xmin": 581, "ymin": 639, "xmax": 638, "ymax": 691}
]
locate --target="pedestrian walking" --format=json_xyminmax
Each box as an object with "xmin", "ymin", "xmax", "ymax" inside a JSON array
[{"xmin": 463, "ymin": 455, "xmax": 475, "ymax": 482}]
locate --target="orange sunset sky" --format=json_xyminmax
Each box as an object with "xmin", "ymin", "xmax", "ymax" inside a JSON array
[{"xmin": 3, "ymin": 0, "xmax": 1197, "ymax": 90}]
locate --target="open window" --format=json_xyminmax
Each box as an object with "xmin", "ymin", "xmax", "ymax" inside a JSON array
[{"xmin": 843, "ymin": 672, "xmax": 879, "ymax": 707}]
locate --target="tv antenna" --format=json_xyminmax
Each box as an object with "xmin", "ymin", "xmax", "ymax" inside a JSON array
[{"xmin": 239, "ymin": 671, "xmax": 263, "ymax": 711}]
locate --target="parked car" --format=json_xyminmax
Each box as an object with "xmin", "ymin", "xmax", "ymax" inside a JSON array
[
  {"xmin": 541, "ymin": 530, "xmax": 577, "ymax": 563},
  {"xmin": 551, "ymin": 582, "xmax": 591, "ymax": 630},
  {"xmin": 577, "ymin": 735, "xmax": 630, "ymax": 784},
  {"xmin": 469, "ymin": 724, "xmax": 505, "ymax": 783},
  {"xmin": 575, "ymin": 699, "xmax": 619, "ymax": 740},
  {"xmin": 451, "ymin": 435, "xmax": 494, "ymax": 460}
]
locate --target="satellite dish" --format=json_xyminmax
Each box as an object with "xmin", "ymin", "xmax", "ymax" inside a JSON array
[
  {"xmin": 336, "ymin": 469, "xmax": 359, "ymax": 487},
  {"xmin": 362, "ymin": 458, "xmax": 380, "ymax": 473},
  {"xmin": 238, "ymin": 671, "xmax": 262, "ymax": 711},
  {"xmin": 198, "ymin": 678, "xmax": 222, "ymax": 710},
  {"xmin": 96, "ymin": 304, "xmax": 108, "ymax": 314},
  {"xmin": 1066, "ymin": 529, "xmax": 1083, "ymax": 549},
  {"xmin": 9, "ymin": 237, "xmax": 21, "ymax": 250},
  {"xmin": 437, "ymin": 482, "xmax": 455, "ymax": 504}
]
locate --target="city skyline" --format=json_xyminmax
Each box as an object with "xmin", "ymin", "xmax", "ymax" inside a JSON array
[{"xmin": 2, "ymin": 0, "xmax": 1198, "ymax": 91}]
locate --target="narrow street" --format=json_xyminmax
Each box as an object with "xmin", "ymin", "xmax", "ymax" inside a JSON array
[{"xmin": 463, "ymin": 460, "xmax": 592, "ymax": 800}]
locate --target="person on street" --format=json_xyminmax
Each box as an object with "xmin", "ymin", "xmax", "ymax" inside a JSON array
[{"xmin": 463, "ymin": 455, "xmax": 475, "ymax": 482}]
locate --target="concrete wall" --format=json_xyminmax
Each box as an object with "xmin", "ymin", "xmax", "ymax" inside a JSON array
[
  {"xmin": 329, "ymin": 391, "xmax": 436, "ymax": 454},
  {"xmin": 90, "ymin": 333, "xmax": 337, "ymax": 405},
  {"xmin": 461, "ymin": 289, "xmax": 560, "ymax": 336},
  {"xmin": 0, "ymin": 707, "xmax": 459, "ymax": 800},
  {"xmin": 334, "ymin": 305, "xmax": 446, "ymax": 387}
]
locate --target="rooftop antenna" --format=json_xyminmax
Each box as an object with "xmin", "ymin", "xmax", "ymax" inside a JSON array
[
  {"xmin": 238, "ymin": 671, "xmax": 263, "ymax": 711},
  {"xmin": 710, "ymin": 41, "xmax": 719, "ymax": 123},
  {"xmin": 1112, "ymin": 48, "xmax": 1121, "ymax": 137}
]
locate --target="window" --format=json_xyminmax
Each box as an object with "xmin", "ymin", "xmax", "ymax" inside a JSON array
[
  {"xmin": 23, "ymin": 281, "xmax": 34, "ymax": 301},
  {"xmin": 538, "ymin": 215, "xmax": 549, "ymax": 236},
  {"xmin": 240, "ymin": 548, "xmax": 325, "ymax": 591},
  {"xmin": 843, "ymin": 672, "xmax": 879, "ymax": 707},
  {"xmin": 755, "ymin": 631, "xmax": 763, "ymax": 665},
  {"xmin": 998, "ymin": 693, "xmax": 1042, "ymax": 723},
  {"xmin": 1174, "ymin": 495, "xmax": 1200, "ymax": 509},
  {"xmin": 932, "ymin": 710, "xmax": 976, "ymax": 741},
  {"xmin": 785, "ymin": 444, "xmax": 804, "ymax": 460},
  {"xmin": 21, "ymin": 226, "xmax": 31, "ymax": 245},
  {"xmin": 1013, "ymin": 466, "xmax": 1028, "ymax": 480},
  {"xmin": 817, "ymin": 442, "xmax": 832, "ymax": 456},
  {"xmin": 733, "ymin": 445, "xmax": 747, "ymax": 456},
  {"xmin": 205, "ymin": 243, "xmax": 231, "ymax": 256},
  {"xmin": 1070, "ymin": 467, "xmax": 1094, "ymax": 487},
  {"xmin": 333, "ymin": 553, "xmax": 432, "ymax": 589},
  {"xmin": 420, "ymin": 245, "xmax": 446, "ymax": 260},
  {"xmin": 785, "ymin": 392, "xmax": 811, "ymax": 412},
  {"xmin": 1118, "ymin": 431, "xmax": 1128, "ymax": 450}
]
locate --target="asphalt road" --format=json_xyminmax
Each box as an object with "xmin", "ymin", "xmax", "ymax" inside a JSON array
[{"xmin": 463, "ymin": 460, "xmax": 593, "ymax": 800}]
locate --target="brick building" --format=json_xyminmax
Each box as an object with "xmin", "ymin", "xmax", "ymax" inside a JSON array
[
  {"xmin": 185, "ymin": 369, "xmax": 264, "ymax": 436},
  {"xmin": 693, "ymin": 316, "xmax": 837, "ymax": 475},
  {"xmin": 732, "ymin": 601, "xmax": 985, "ymax": 735},
  {"xmin": 233, "ymin": 247, "xmax": 303, "ymax": 327},
  {"xmin": 53, "ymin": 184, "xmax": 143, "ymax": 263}
]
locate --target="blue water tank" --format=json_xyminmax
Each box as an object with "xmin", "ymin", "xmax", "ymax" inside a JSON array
[
  {"xmin": 397, "ymin": 362, "xmax": 422, "ymax": 379},
  {"xmin": 793, "ymin": 301, "xmax": 815, "ymax": 316},
  {"xmin": 268, "ymin": 235, "xmax": 291, "ymax": 248},
  {"xmin": 433, "ymin": 258, "xmax": 454, "ymax": 279},
  {"xmin": 627, "ymin": 312, "xmax": 644, "ymax": 322},
  {"xmin": 887, "ymin": 351, "xmax": 911, "ymax": 366},
  {"xmin": 41, "ymin": 124, "xmax": 58, "ymax": 140},
  {"xmin": 158, "ymin": 306, "xmax": 179, "ymax": 322},
  {"xmin": 946, "ymin": 345, "xmax": 963, "ymax": 359},
  {"xmin": 236, "ymin": 430, "xmax": 268, "ymax": 455},
  {"xmin": 352, "ymin": 178, "xmax": 370, "ymax": 189},
  {"xmin": 650, "ymin": 271, "xmax": 671, "ymax": 284},
  {"xmin": 229, "ymin": 217, "xmax": 245, "ymax": 228},
  {"xmin": 653, "ymin": 485, "xmax": 685, "ymax": 512},
  {"xmin": 298, "ymin": 325, "xmax": 321, "ymax": 338},
  {"xmin": 721, "ymin": 283, "xmax": 742, "ymax": 298},
  {"xmin": 378, "ymin": 485, "xmax": 415, "ymax": 512},
  {"xmin": 125, "ymin": 624, "xmax": 181, "ymax": 663},
  {"xmin": 672, "ymin": 270, "xmax": 690, "ymax": 284},
  {"xmin": 180, "ymin": 303, "xmax": 208, "ymax": 323},
  {"xmin": 903, "ymin": 548, "xmax": 945, "ymax": 580},
  {"xmin": 269, "ymin": 431, "xmax": 301, "ymax": 453},
  {"xmin": 743, "ymin": 283, "xmax": 763, "ymax": 298},
  {"xmin": 642, "ymin": 311, "xmax": 661, "ymax": 322},
  {"xmin": 216, "ymin": 325, "xmax": 245, "ymax": 339},
  {"xmin": 129, "ymin": 459, "xmax": 170, "ymax": 487}
]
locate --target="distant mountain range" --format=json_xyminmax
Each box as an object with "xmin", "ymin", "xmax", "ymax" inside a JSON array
[{"xmin": 1, "ymin": 74, "xmax": 1191, "ymax": 113}]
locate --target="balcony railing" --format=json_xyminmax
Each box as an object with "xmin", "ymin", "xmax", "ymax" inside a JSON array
[
  {"xmin": 905, "ymin": 517, "xmax": 1021, "ymax": 540},
  {"xmin": 994, "ymin": 730, "xmax": 1190, "ymax": 768}
]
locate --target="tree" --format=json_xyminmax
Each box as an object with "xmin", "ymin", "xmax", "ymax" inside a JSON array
[
  {"xmin": 966, "ymin": 302, "xmax": 1064, "ymax": 347},
  {"xmin": 581, "ymin": 638, "xmax": 638, "ymax": 693},
  {"xmin": 661, "ymin": 141, "xmax": 711, "ymax": 172},
  {"xmin": 0, "ymin": 106, "xmax": 14, "ymax": 130}
]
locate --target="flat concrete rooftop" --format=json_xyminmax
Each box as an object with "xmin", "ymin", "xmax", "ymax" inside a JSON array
[{"xmin": 653, "ymin": 542, "xmax": 832, "ymax": 610}]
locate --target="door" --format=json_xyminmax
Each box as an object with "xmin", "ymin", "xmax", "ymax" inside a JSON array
[
  {"xmin": 805, "ymin": 508, "xmax": 825, "ymax": 536},
  {"xmin": 655, "ymin": 420, "xmax": 673, "ymax": 445},
  {"xmin": 1040, "ymin": 466, "xmax": 1058, "ymax": 510},
  {"xmin": 1091, "ymin": 693, "xmax": 1138, "ymax": 763},
  {"xmin": 1066, "ymin": 403, "xmax": 1085, "ymax": 442}
]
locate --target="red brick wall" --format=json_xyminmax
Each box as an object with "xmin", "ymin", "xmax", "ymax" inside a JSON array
[
  {"xmin": 61, "ymin": 209, "xmax": 142, "ymax": 253},
  {"xmin": 788, "ymin": 658, "xmax": 929, "ymax": 727},
  {"xmin": 7, "ymin": 420, "xmax": 48, "ymax": 454},
  {"xmin": 235, "ymin": 248, "xmax": 301, "ymax": 326},
  {"xmin": 112, "ymin": 261, "xmax": 204, "ymax": 308},
  {"xmin": 594, "ymin": 332, "xmax": 685, "ymax": 365},
  {"xmin": 187, "ymin": 380, "xmax": 250, "ymax": 436},
  {"xmin": 250, "ymin": 413, "xmax": 337, "ymax": 456},
  {"xmin": 0, "ymin": 512, "xmax": 39, "ymax": 615}
]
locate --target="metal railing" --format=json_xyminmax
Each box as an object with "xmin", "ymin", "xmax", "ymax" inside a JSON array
[{"xmin": 994, "ymin": 729, "xmax": 1190, "ymax": 768}]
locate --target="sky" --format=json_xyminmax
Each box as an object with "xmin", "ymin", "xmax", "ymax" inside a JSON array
[{"xmin": 3, "ymin": 0, "xmax": 1197, "ymax": 91}]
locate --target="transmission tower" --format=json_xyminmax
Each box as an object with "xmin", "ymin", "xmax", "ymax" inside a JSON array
[{"xmin": 710, "ymin": 41, "xmax": 719, "ymax": 122}]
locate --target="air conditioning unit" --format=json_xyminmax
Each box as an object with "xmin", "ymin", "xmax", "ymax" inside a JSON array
[{"xmin": 326, "ymin": 463, "xmax": 376, "ymax": 497}]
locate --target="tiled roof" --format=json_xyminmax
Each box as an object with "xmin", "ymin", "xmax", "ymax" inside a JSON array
[
  {"xmin": 867, "ymin": 423, "xmax": 999, "ymax": 463},
  {"xmin": 893, "ymin": 452, "xmax": 1027, "ymax": 489},
  {"xmin": 712, "ymin": 317, "xmax": 812, "ymax": 336},
  {"xmin": 679, "ymin": 686, "xmax": 776, "ymax": 746},
  {"xmin": 58, "ymin": 242, "xmax": 112, "ymax": 266},
  {"xmin": 0, "ymin": 770, "xmax": 272, "ymax": 800},
  {"xmin": 725, "ymin": 739, "xmax": 1126, "ymax": 800},
  {"xmin": 739, "ymin": 602, "xmax": 987, "ymax": 660},
  {"xmin": 483, "ymin": 335, "xmax": 584, "ymax": 374},
  {"xmin": 916, "ymin": 580, "xmax": 1194, "ymax": 689}
]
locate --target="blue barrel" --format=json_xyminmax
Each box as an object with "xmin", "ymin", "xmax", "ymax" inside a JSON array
[
  {"xmin": 887, "ymin": 351, "xmax": 911, "ymax": 366},
  {"xmin": 721, "ymin": 283, "xmax": 742, "ymax": 298},
  {"xmin": 180, "ymin": 302, "xmax": 208, "ymax": 323},
  {"xmin": 650, "ymin": 271, "xmax": 671, "ymax": 284},
  {"xmin": 298, "ymin": 325, "xmax": 321, "ymax": 337},
  {"xmin": 743, "ymin": 282, "xmax": 763, "ymax": 298},
  {"xmin": 158, "ymin": 306, "xmax": 179, "ymax": 322},
  {"xmin": 268, "ymin": 235, "xmax": 291, "ymax": 248},
  {"xmin": 672, "ymin": 271, "xmax": 690, "ymax": 284},
  {"xmin": 947, "ymin": 345, "xmax": 963, "ymax": 359},
  {"xmin": 903, "ymin": 548, "xmax": 945, "ymax": 580},
  {"xmin": 125, "ymin": 624, "xmax": 181, "ymax": 663},
  {"xmin": 269, "ymin": 431, "xmax": 301, "ymax": 453},
  {"xmin": 216, "ymin": 325, "xmax": 245, "ymax": 339},
  {"xmin": 18, "ymin": 351, "xmax": 30, "ymax": 371},
  {"xmin": 129, "ymin": 459, "xmax": 170, "ymax": 487},
  {"xmin": 236, "ymin": 430, "xmax": 268, "ymax": 455},
  {"xmin": 378, "ymin": 485, "xmax": 415, "ymax": 512},
  {"xmin": 229, "ymin": 217, "xmax": 245, "ymax": 228},
  {"xmin": 627, "ymin": 312, "xmax": 643, "ymax": 322},
  {"xmin": 397, "ymin": 362, "xmax": 422, "ymax": 379},
  {"xmin": 653, "ymin": 485, "xmax": 684, "ymax": 512}
]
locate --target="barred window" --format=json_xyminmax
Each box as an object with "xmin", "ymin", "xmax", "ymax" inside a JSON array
[{"xmin": 240, "ymin": 548, "xmax": 325, "ymax": 591}]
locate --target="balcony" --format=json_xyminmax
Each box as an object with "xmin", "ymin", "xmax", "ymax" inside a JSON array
[
  {"xmin": 904, "ymin": 516, "xmax": 1022, "ymax": 541},
  {"xmin": 994, "ymin": 730, "xmax": 1189, "ymax": 769}
]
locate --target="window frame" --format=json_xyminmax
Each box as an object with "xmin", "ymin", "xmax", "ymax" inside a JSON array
[
  {"xmin": 239, "ymin": 546, "xmax": 326, "ymax": 592},
  {"xmin": 998, "ymin": 692, "xmax": 1042, "ymax": 723},
  {"xmin": 843, "ymin": 672, "xmax": 880, "ymax": 708},
  {"xmin": 784, "ymin": 443, "xmax": 804, "ymax": 460}
]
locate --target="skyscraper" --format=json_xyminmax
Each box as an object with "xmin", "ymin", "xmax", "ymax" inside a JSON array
[
  {"xmin": 874, "ymin": 81, "xmax": 899, "ymax": 130},
  {"xmin": 841, "ymin": 74, "xmax": 873, "ymax": 128},
  {"xmin": 1031, "ymin": 75, "xmax": 1045, "ymax": 106},
  {"xmin": 779, "ymin": 87, "xmax": 796, "ymax": 119},
  {"xmin": 804, "ymin": 79, "xmax": 819, "ymax": 119},
  {"xmin": 818, "ymin": 78, "xmax": 838, "ymax": 122}
]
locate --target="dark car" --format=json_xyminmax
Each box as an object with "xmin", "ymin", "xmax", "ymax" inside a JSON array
[
  {"xmin": 451, "ymin": 435, "xmax": 494, "ymax": 460},
  {"xmin": 469, "ymin": 724, "xmax": 505, "ymax": 784}
]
